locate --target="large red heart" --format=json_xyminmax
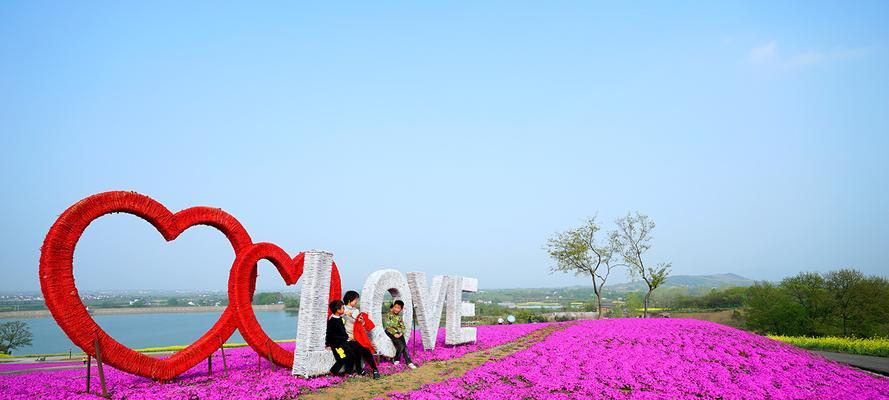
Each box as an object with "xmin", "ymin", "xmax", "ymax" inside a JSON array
[
  {"xmin": 39, "ymin": 191, "xmax": 255, "ymax": 380},
  {"xmin": 228, "ymin": 243, "xmax": 342, "ymax": 368}
]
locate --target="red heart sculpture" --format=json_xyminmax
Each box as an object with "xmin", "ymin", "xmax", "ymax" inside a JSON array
[
  {"xmin": 39, "ymin": 191, "xmax": 255, "ymax": 380},
  {"xmin": 228, "ymin": 243, "xmax": 342, "ymax": 368}
]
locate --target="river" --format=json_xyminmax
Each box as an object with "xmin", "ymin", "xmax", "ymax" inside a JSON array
[{"xmin": 0, "ymin": 311, "xmax": 299, "ymax": 355}]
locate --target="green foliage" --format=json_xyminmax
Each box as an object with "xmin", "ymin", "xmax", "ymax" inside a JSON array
[
  {"xmin": 0, "ymin": 321, "xmax": 33, "ymax": 355},
  {"xmin": 744, "ymin": 282, "xmax": 809, "ymax": 336},
  {"xmin": 620, "ymin": 292, "xmax": 644, "ymax": 317},
  {"xmin": 283, "ymin": 297, "xmax": 300, "ymax": 310},
  {"xmin": 474, "ymin": 302, "xmax": 511, "ymax": 317},
  {"xmin": 744, "ymin": 269, "xmax": 889, "ymax": 338},
  {"xmin": 527, "ymin": 314, "xmax": 548, "ymax": 323},
  {"xmin": 847, "ymin": 275, "xmax": 889, "ymax": 337},
  {"xmin": 652, "ymin": 286, "xmax": 750, "ymax": 310},
  {"xmin": 252, "ymin": 292, "xmax": 283, "ymax": 305}
]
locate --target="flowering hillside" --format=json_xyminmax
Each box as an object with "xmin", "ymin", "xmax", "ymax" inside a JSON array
[
  {"xmin": 2, "ymin": 319, "xmax": 887, "ymax": 399},
  {"xmin": 386, "ymin": 319, "xmax": 889, "ymax": 400},
  {"xmin": 0, "ymin": 323, "xmax": 543, "ymax": 400}
]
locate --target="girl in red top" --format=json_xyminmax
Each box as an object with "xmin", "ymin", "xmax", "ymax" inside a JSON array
[{"xmin": 343, "ymin": 290, "xmax": 381, "ymax": 379}]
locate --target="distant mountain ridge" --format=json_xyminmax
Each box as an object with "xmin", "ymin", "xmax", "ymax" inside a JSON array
[{"xmin": 605, "ymin": 273, "xmax": 754, "ymax": 292}]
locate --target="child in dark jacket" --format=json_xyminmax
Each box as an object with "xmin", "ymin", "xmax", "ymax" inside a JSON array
[{"xmin": 326, "ymin": 300, "xmax": 353, "ymax": 376}]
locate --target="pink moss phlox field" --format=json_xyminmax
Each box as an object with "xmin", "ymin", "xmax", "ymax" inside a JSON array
[
  {"xmin": 0, "ymin": 323, "xmax": 545, "ymax": 399},
  {"xmin": 386, "ymin": 319, "xmax": 889, "ymax": 400}
]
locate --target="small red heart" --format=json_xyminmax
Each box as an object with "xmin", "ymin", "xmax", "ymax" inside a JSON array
[
  {"xmin": 39, "ymin": 191, "xmax": 255, "ymax": 380},
  {"xmin": 228, "ymin": 243, "xmax": 342, "ymax": 368}
]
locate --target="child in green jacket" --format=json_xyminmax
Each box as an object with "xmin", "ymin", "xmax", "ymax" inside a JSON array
[{"xmin": 383, "ymin": 300, "xmax": 416, "ymax": 369}]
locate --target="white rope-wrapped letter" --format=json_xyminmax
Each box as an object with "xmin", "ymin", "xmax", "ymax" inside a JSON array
[
  {"xmin": 360, "ymin": 269, "xmax": 413, "ymax": 357},
  {"xmin": 406, "ymin": 272, "xmax": 448, "ymax": 350},
  {"xmin": 445, "ymin": 276, "xmax": 478, "ymax": 345},
  {"xmin": 291, "ymin": 250, "xmax": 336, "ymax": 377}
]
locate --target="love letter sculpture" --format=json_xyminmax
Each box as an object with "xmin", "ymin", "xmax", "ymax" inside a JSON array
[
  {"xmin": 39, "ymin": 191, "xmax": 475, "ymax": 381},
  {"xmin": 228, "ymin": 245, "xmax": 341, "ymax": 372}
]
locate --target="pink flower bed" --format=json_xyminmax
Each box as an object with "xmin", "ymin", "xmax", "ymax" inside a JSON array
[
  {"xmin": 0, "ymin": 323, "xmax": 545, "ymax": 400},
  {"xmin": 386, "ymin": 319, "xmax": 889, "ymax": 400}
]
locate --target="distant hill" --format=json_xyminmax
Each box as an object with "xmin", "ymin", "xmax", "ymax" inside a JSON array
[{"xmin": 605, "ymin": 273, "xmax": 754, "ymax": 292}]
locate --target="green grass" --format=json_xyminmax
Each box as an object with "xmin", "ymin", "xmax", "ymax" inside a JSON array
[
  {"xmin": 769, "ymin": 335, "xmax": 889, "ymax": 357},
  {"xmin": 16, "ymin": 339, "xmax": 297, "ymax": 358},
  {"xmin": 136, "ymin": 339, "xmax": 295, "ymax": 353}
]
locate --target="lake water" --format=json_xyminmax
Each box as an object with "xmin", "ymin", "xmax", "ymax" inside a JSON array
[{"xmin": 0, "ymin": 311, "xmax": 299, "ymax": 355}]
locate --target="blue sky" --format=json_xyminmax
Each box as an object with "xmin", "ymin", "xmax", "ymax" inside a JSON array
[{"xmin": 1, "ymin": 1, "xmax": 887, "ymax": 291}]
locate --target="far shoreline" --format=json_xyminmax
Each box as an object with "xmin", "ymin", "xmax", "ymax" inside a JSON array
[{"xmin": 0, "ymin": 304, "xmax": 289, "ymax": 319}]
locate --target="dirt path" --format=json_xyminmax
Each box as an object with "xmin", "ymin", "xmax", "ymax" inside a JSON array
[{"xmin": 301, "ymin": 322, "xmax": 572, "ymax": 400}]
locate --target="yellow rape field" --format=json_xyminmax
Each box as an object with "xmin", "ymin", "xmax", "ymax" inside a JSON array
[{"xmin": 768, "ymin": 335, "xmax": 889, "ymax": 357}]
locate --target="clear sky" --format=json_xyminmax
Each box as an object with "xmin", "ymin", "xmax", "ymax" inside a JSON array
[{"xmin": 1, "ymin": 2, "xmax": 887, "ymax": 292}]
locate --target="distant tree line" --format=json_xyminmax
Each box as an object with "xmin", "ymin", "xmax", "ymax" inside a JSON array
[
  {"xmin": 252, "ymin": 292, "xmax": 285, "ymax": 305},
  {"xmin": 744, "ymin": 268, "xmax": 889, "ymax": 337},
  {"xmin": 649, "ymin": 286, "xmax": 748, "ymax": 310}
]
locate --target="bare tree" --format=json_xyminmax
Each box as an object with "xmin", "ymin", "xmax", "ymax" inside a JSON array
[
  {"xmin": 614, "ymin": 212, "xmax": 671, "ymax": 317},
  {"xmin": 0, "ymin": 321, "xmax": 33, "ymax": 355},
  {"xmin": 545, "ymin": 216, "xmax": 622, "ymax": 319}
]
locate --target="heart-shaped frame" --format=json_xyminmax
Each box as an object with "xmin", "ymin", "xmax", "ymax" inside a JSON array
[
  {"xmin": 228, "ymin": 243, "xmax": 342, "ymax": 368},
  {"xmin": 39, "ymin": 191, "xmax": 255, "ymax": 380}
]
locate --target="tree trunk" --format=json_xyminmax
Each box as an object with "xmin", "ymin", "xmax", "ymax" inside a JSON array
[
  {"xmin": 643, "ymin": 290, "xmax": 652, "ymax": 318},
  {"xmin": 597, "ymin": 296, "xmax": 603, "ymax": 319},
  {"xmin": 591, "ymin": 274, "xmax": 602, "ymax": 320}
]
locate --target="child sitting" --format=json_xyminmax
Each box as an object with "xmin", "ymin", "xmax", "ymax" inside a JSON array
[
  {"xmin": 325, "ymin": 300, "xmax": 353, "ymax": 376},
  {"xmin": 383, "ymin": 300, "xmax": 416, "ymax": 369},
  {"xmin": 343, "ymin": 290, "xmax": 381, "ymax": 379}
]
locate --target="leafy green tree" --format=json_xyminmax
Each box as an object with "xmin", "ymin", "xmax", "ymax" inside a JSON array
[
  {"xmin": 744, "ymin": 282, "xmax": 808, "ymax": 335},
  {"xmin": 780, "ymin": 272, "xmax": 830, "ymax": 335},
  {"xmin": 0, "ymin": 321, "xmax": 33, "ymax": 355},
  {"xmin": 745, "ymin": 269, "xmax": 889, "ymax": 337},
  {"xmin": 545, "ymin": 216, "xmax": 621, "ymax": 319},
  {"xmin": 850, "ymin": 276, "xmax": 889, "ymax": 337},
  {"xmin": 615, "ymin": 212, "xmax": 671, "ymax": 317},
  {"xmin": 824, "ymin": 269, "xmax": 864, "ymax": 336},
  {"xmin": 623, "ymin": 292, "xmax": 644, "ymax": 317}
]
